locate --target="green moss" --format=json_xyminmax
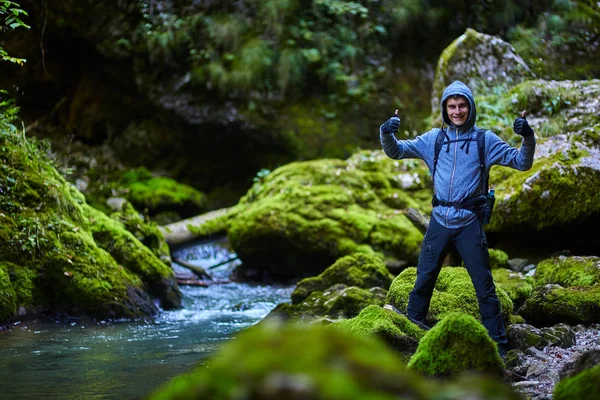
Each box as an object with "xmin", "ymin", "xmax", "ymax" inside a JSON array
[
  {"xmin": 519, "ymin": 284, "xmax": 600, "ymax": 326},
  {"xmin": 492, "ymin": 268, "xmax": 533, "ymax": 307},
  {"xmin": 554, "ymin": 364, "xmax": 600, "ymax": 400},
  {"xmin": 334, "ymin": 305, "xmax": 425, "ymax": 361},
  {"xmin": 110, "ymin": 202, "xmax": 172, "ymax": 266},
  {"xmin": 488, "ymin": 152, "xmax": 600, "ymax": 231},
  {"xmin": 85, "ymin": 205, "xmax": 181, "ymax": 309},
  {"xmin": 386, "ymin": 267, "xmax": 513, "ymax": 327},
  {"xmin": 150, "ymin": 321, "xmax": 429, "ymax": 400},
  {"xmin": 0, "ymin": 126, "xmax": 181, "ymax": 323},
  {"xmin": 488, "ymin": 249, "xmax": 509, "ymax": 270},
  {"xmin": 3, "ymin": 261, "xmax": 36, "ymax": 310},
  {"xmin": 534, "ymin": 256, "xmax": 600, "ymax": 288},
  {"xmin": 407, "ymin": 312, "xmax": 505, "ymax": 377},
  {"xmin": 291, "ymin": 253, "xmax": 394, "ymax": 304},
  {"xmin": 121, "ymin": 167, "xmax": 207, "ymax": 217}
]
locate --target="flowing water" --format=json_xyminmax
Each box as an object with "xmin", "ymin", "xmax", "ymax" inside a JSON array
[{"xmin": 0, "ymin": 237, "xmax": 294, "ymax": 400}]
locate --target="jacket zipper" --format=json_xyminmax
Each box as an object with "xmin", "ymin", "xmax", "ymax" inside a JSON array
[{"xmin": 446, "ymin": 127, "xmax": 459, "ymax": 225}]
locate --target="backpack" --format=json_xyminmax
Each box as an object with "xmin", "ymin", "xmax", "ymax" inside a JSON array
[{"xmin": 431, "ymin": 128, "xmax": 494, "ymax": 224}]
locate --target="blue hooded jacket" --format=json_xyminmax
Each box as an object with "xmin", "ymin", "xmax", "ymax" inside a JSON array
[{"xmin": 380, "ymin": 80, "xmax": 536, "ymax": 229}]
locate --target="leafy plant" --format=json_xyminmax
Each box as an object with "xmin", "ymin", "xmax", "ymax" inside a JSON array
[{"xmin": 0, "ymin": 0, "xmax": 29, "ymax": 65}]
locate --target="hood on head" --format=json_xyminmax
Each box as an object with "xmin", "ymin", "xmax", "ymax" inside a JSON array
[{"xmin": 440, "ymin": 80, "xmax": 476, "ymax": 131}]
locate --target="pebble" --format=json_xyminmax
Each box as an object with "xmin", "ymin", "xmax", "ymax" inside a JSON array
[{"xmin": 511, "ymin": 326, "xmax": 600, "ymax": 399}]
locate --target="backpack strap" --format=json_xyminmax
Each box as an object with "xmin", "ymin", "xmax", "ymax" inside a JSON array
[
  {"xmin": 476, "ymin": 128, "xmax": 487, "ymax": 195},
  {"xmin": 432, "ymin": 129, "xmax": 448, "ymax": 191}
]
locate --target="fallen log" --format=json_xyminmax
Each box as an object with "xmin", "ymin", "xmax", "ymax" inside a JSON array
[{"xmin": 173, "ymin": 257, "xmax": 213, "ymax": 280}]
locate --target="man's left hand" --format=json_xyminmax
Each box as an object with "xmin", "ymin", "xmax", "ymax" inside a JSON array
[{"xmin": 513, "ymin": 117, "xmax": 534, "ymax": 137}]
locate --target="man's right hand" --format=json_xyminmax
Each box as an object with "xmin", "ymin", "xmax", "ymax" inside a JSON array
[{"xmin": 381, "ymin": 115, "xmax": 401, "ymax": 135}]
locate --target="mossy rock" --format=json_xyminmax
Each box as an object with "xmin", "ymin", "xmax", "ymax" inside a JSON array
[
  {"xmin": 519, "ymin": 284, "xmax": 600, "ymax": 327},
  {"xmin": 488, "ymin": 249, "xmax": 509, "ymax": 270},
  {"xmin": 431, "ymin": 28, "xmax": 534, "ymax": 115},
  {"xmin": 110, "ymin": 202, "xmax": 171, "ymax": 266},
  {"xmin": 334, "ymin": 305, "xmax": 426, "ymax": 361},
  {"xmin": 149, "ymin": 321, "xmax": 429, "ymax": 400},
  {"xmin": 0, "ymin": 128, "xmax": 181, "ymax": 324},
  {"xmin": 229, "ymin": 157, "xmax": 427, "ymax": 280},
  {"xmin": 269, "ymin": 284, "xmax": 387, "ymax": 322},
  {"xmin": 386, "ymin": 267, "xmax": 513, "ymax": 328},
  {"xmin": 481, "ymin": 79, "xmax": 600, "ymax": 231},
  {"xmin": 534, "ymin": 256, "xmax": 600, "ymax": 288},
  {"xmin": 407, "ymin": 312, "xmax": 505, "ymax": 377},
  {"xmin": 554, "ymin": 364, "xmax": 600, "ymax": 400},
  {"xmin": 121, "ymin": 167, "xmax": 207, "ymax": 218},
  {"xmin": 291, "ymin": 253, "xmax": 394, "ymax": 304},
  {"xmin": 492, "ymin": 268, "xmax": 533, "ymax": 307}
]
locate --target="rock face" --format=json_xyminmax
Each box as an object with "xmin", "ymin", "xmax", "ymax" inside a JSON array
[
  {"xmin": 0, "ymin": 128, "xmax": 181, "ymax": 325},
  {"xmin": 431, "ymin": 28, "xmax": 535, "ymax": 114}
]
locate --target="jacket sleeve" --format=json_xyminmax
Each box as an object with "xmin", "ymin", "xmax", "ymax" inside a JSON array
[
  {"xmin": 486, "ymin": 131, "xmax": 536, "ymax": 171},
  {"xmin": 380, "ymin": 125, "xmax": 434, "ymax": 162}
]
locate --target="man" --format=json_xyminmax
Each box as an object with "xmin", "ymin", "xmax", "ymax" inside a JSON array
[{"xmin": 379, "ymin": 80, "xmax": 535, "ymax": 355}]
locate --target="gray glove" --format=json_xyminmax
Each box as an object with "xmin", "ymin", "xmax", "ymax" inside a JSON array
[{"xmin": 381, "ymin": 116, "xmax": 401, "ymax": 135}]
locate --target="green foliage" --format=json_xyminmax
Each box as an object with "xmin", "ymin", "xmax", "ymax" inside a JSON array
[{"xmin": 508, "ymin": 0, "xmax": 600, "ymax": 79}]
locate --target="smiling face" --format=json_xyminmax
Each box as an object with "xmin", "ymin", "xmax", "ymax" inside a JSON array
[{"xmin": 445, "ymin": 96, "xmax": 470, "ymax": 127}]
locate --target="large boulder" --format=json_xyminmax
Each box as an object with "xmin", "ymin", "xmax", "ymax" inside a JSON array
[
  {"xmin": 268, "ymin": 284, "xmax": 388, "ymax": 322},
  {"xmin": 483, "ymin": 79, "xmax": 600, "ymax": 233},
  {"xmin": 407, "ymin": 313, "xmax": 505, "ymax": 378},
  {"xmin": 0, "ymin": 127, "xmax": 181, "ymax": 325},
  {"xmin": 228, "ymin": 155, "xmax": 430, "ymax": 281},
  {"xmin": 386, "ymin": 267, "xmax": 513, "ymax": 328},
  {"xmin": 431, "ymin": 28, "xmax": 535, "ymax": 114},
  {"xmin": 519, "ymin": 284, "xmax": 600, "ymax": 326}
]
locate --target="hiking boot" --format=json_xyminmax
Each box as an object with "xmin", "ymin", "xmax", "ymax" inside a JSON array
[{"xmin": 383, "ymin": 304, "xmax": 431, "ymax": 330}]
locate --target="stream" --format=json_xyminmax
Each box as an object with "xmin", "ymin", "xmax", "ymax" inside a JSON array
[{"xmin": 0, "ymin": 237, "xmax": 294, "ymax": 400}]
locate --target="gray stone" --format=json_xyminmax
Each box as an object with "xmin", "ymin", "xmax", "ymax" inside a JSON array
[
  {"xmin": 431, "ymin": 28, "xmax": 535, "ymax": 114},
  {"xmin": 106, "ymin": 197, "xmax": 127, "ymax": 212}
]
